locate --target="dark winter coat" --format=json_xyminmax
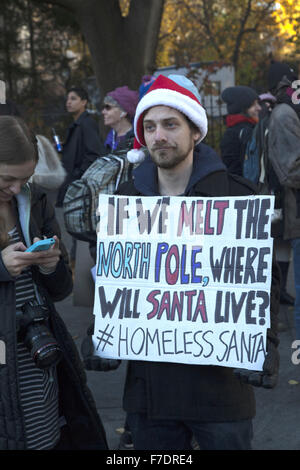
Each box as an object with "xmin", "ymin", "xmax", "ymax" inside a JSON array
[
  {"xmin": 220, "ymin": 116, "xmax": 256, "ymax": 176},
  {"xmin": 0, "ymin": 183, "xmax": 107, "ymax": 449},
  {"xmin": 116, "ymin": 144, "xmax": 280, "ymax": 422},
  {"xmin": 57, "ymin": 111, "xmax": 105, "ymax": 205}
]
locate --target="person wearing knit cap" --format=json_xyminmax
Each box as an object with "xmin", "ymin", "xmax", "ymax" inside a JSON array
[
  {"xmin": 267, "ymin": 61, "xmax": 300, "ymax": 335},
  {"xmin": 262, "ymin": 62, "xmax": 296, "ymax": 308},
  {"xmin": 82, "ymin": 74, "xmax": 280, "ymax": 451},
  {"xmin": 220, "ymin": 85, "xmax": 261, "ymax": 177},
  {"xmin": 96, "ymin": 85, "xmax": 139, "ymax": 451},
  {"xmin": 102, "ymin": 85, "xmax": 139, "ymax": 152}
]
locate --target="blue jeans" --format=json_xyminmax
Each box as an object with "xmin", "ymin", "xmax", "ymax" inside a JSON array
[
  {"xmin": 291, "ymin": 238, "xmax": 300, "ymax": 339},
  {"xmin": 126, "ymin": 413, "xmax": 253, "ymax": 450}
]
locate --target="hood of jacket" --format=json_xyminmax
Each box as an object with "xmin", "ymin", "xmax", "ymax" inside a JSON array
[{"xmin": 132, "ymin": 143, "xmax": 226, "ymax": 196}]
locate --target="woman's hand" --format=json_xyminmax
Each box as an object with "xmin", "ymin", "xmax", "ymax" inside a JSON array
[
  {"xmin": 34, "ymin": 235, "xmax": 61, "ymax": 274},
  {"xmin": 1, "ymin": 235, "xmax": 61, "ymax": 277}
]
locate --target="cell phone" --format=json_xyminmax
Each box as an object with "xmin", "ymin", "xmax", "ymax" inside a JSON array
[{"xmin": 25, "ymin": 238, "xmax": 55, "ymax": 253}]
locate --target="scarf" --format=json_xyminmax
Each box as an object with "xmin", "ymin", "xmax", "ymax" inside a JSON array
[{"xmin": 226, "ymin": 114, "xmax": 258, "ymax": 128}]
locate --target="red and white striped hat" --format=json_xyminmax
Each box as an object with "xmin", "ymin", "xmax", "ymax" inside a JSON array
[{"xmin": 127, "ymin": 74, "xmax": 208, "ymax": 163}]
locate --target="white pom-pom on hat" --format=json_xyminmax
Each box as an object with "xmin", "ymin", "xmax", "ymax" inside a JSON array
[
  {"xmin": 127, "ymin": 136, "xmax": 147, "ymax": 163},
  {"xmin": 127, "ymin": 148, "xmax": 146, "ymax": 163}
]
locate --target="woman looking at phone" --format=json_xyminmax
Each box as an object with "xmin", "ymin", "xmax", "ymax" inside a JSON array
[{"xmin": 0, "ymin": 115, "xmax": 107, "ymax": 450}]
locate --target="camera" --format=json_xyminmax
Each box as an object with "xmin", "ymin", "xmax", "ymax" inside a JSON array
[{"xmin": 16, "ymin": 300, "xmax": 62, "ymax": 369}]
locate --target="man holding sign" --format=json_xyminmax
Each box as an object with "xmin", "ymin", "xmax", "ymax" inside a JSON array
[{"xmin": 82, "ymin": 74, "xmax": 280, "ymax": 450}]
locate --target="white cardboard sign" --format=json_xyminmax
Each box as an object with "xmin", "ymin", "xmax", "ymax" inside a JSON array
[{"xmin": 92, "ymin": 194, "xmax": 274, "ymax": 370}]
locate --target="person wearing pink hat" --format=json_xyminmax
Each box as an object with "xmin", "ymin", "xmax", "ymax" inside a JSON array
[
  {"xmin": 102, "ymin": 86, "xmax": 139, "ymax": 153},
  {"xmin": 82, "ymin": 74, "xmax": 280, "ymax": 450}
]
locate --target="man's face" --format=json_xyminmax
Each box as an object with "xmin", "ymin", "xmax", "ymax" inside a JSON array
[
  {"xmin": 143, "ymin": 106, "xmax": 200, "ymax": 170},
  {"xmin": 0, "ymin": 160, "xmax": 36, "ymax": 202},
  {"xmin": 66, "ymin": 91, "xmax": 87, "ymax": 116}
]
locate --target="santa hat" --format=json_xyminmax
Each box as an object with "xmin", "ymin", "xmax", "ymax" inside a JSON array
[{"xmin": 127, "ymin": 74, "xmax": 208, "ymax": 163}]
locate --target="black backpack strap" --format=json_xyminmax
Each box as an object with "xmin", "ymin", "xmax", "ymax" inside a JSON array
[{"xmin": 115, "ymin": 179, "xmax": 140, "ymax": 196}]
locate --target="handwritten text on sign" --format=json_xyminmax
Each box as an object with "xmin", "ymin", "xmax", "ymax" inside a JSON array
[{"xmin": 93, "ymin": 195, "xmax": 274, "ymax": 370}]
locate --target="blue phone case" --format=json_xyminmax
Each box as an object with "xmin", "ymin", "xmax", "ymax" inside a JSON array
[{"xmin": 25, "ymin": 238, "xmax": 55, "ymax": 252}]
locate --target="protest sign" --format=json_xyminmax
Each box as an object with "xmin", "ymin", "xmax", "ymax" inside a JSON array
[{"xmin": 92, "ymin": 194, "xmax": 274, "ymax": 370}]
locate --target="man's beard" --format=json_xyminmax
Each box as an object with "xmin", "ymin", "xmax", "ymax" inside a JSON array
[{"xmin": 149, "ymin": 141, "xmax": 194, "ymax": 170}]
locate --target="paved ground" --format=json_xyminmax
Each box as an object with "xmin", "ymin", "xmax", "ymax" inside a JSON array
[{"xmin": 53, "ymin": 203, "xmax": 300, "ymax": 451}]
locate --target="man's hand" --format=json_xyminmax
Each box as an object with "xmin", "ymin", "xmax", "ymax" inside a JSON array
[
  {"xmin": 81, "ymin": 334, "xmax": 120, "ymax": 372},
  {"xmin": 234, "ymin": 341, "xmax": 279, "ymax": 389}
]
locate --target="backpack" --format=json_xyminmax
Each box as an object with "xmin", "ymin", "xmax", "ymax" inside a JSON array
[
  {"xmin": 63, "ymin": 147, "xmax": 134, "ymax": 241},
  {"xmin": 241, "ymin": 114, "xmax": 270, "ymax": 187}
]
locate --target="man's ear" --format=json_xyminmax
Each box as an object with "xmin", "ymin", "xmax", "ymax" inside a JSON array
[{"xmin": 193, "ymin": 130, "xmax": 201, "ymax": 144}]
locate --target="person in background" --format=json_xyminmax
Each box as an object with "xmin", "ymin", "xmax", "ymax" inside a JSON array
[
  {"xmin": 267, "ymin": 61, "xmax": 300, "ymax": 328},
  {"xmin": 259, "ymin": 92, "xmax": 276, "ymax": 118},
  {"xmin": 56, "ymin": 86, "xmax": 105, "ymax": 207},
  {"xmin": 259, "ymin": 74, "xmax": 294, "ymax": 308},
  {"xmin": 56, "ymin": 86, "xmax": 105, "ymax": 264},
  {"xmin": 102, "ymin": 85, "xmax": 139, "ymax": 152},
  {"xmin": 220, "ymin": 85, "xmax": 261, "ymax": 176},
  {"xmin": 0, "ymin": 115, "xmax": 107, "ymax": 450},
  {"xmin": 82, "ymin": 74, "xmax": 280, "ymax": 451},
  {"xmin": 97, "ymin": 85, "xmax": 139, "ymax": 450}
]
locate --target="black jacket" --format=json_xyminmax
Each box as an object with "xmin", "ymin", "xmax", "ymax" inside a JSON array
[
  {"xmin": 116, "ymin": 144, "xmax": 280, "ymax": 422},
  {"xmin": 221, "ymin": 119, "xmax": 255, "ymax": 176},
  {"xmin": 0, "ymin": 184, "xmax": 107, "ymax": 449},
  {"xmin": 57, "ymin": 111, "xmax": 105, "ymax": 205}
]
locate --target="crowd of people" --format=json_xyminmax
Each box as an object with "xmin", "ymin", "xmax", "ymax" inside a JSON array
[
  {"xmin": 0, "ymin": 59, "xmax": 298, "ymax": 450},
  {"xmin": 220, "ymin": 61, "xmax": 300, "ymax": 336}
]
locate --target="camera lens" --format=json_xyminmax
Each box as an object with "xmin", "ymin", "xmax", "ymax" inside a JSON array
[{"xmin": 24, "ymin": 324, "xmax": 62, "ymax": 369}]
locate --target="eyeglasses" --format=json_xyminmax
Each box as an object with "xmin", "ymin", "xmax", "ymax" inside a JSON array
[{"xmin": 103, "ymin": 104, "xmax": 116, "ymax": 111}]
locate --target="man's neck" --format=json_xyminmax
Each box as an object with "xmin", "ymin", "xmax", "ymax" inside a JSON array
[
  {"xmin": 158, "ymin": 159, "xmax": 193, "ymax": 196},
  {"xmin": 72, "ymin": 109, "xmax": 86, "ymax": 121}
]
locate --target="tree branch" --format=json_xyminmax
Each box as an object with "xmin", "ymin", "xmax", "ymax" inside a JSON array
[
  {"xmin": 231, "ymin": 0, "xmax": 276, "ymax": 67},
  {"xmin": 176, "ymin": 0, "xmax": 225, "ymax": 59}
]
